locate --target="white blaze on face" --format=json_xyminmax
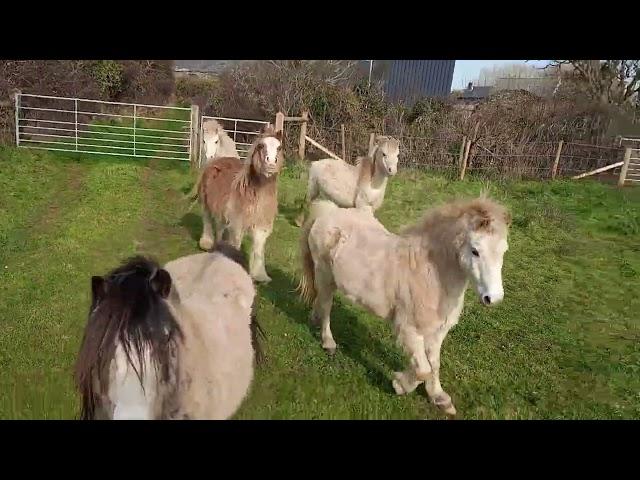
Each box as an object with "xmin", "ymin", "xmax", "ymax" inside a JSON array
[
  {"xmin": 109, "ymin": 344, "xmax": 157, "ymax": 420},
  {"xmin": 462, "ymin": 230, "xmax": 508, "ymax": 306},
  {"xmin": 261, "ymin": 137, "xmax": 281, "ymax": 172}
]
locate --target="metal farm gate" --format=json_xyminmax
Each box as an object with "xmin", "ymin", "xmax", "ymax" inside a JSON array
[
  {"xmin": 624, "ymin": 148, "xmax": 640, "ymax": 185},
  {"xmin": 15, "ymin": 93, "xmax": 193, "ymax": 162}
]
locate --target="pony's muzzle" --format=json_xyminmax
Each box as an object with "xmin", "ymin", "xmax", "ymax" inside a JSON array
[{"xmin": 481, "ymin": 291, "xmax": 504, "ymax": 306}]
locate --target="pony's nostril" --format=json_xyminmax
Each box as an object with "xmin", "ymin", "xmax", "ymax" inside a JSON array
[{"xmin": 483, "ymin": 295, "xmax": 491, "ymax": 305}]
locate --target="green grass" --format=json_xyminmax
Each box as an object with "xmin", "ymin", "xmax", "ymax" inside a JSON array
[{"xmin": 1, "ymin": 146, "xmax": 639, "ymax": 419}]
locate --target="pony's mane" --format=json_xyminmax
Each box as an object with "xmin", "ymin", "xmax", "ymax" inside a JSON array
[
  {"xmin": 355, "ymin": 155, "xmax": 376, "ymax": 185},
  {"xmin": 401, "ymin": 196, "xmax": 511, "ymax": 238},
  {"xmin": 74, "ymin": 256, "xmax": 182, "ymax": 420},
  {"xmin": 203, "ymin": 119, "xmax": 230, "ymax": 139}
]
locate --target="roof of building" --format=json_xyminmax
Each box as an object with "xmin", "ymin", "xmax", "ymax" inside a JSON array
[{"xmin": 458, "ymin": 83, "xmax": 494, "ymax": 100}]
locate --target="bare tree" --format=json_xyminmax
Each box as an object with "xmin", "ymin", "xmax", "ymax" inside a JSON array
[
  {"xmin": 473, "ymin": 62, "xmax": 544, "ymax": 87},
  {"xmin": 549, "ymin": 60, "xmax": 640, "ymax": 108}
]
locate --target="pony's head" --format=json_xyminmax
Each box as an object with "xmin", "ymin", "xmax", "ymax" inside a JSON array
[
  {"xmin": 248, "ymin": 124, "xmax": 284, "ymax": 179},
  {"xmin": 75, "ymin": 256, "xmax": 180, "ymax": 419},
  {"xmin": 202, "ymin": 119, "xmax": 225, "ymax": 160},
  {"xmin": 372, "ymin": 135, "xmax": 400, "ymax": 177},
  {"xmin": 456, "ymin": 198, "xmax": 511, "ymax": 306}
]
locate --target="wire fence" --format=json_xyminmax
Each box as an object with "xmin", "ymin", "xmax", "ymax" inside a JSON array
[
  {"xmin": 297, "ymin": 123, "xmax": 626, "ymax": 180},
  {"xmin": 6, "ymin": 93, "xmax": 633, "ymax": 182}
]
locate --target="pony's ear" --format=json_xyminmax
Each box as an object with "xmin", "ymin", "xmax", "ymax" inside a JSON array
[
  {"xmin": 275, "ymin": 129, "xmax": 283, "ymax": 142},
  {"xmin": 150, "ymin": 269, "xmax": 172, "ymax": 298},
  {"xmin": 261, "ymin": 123, "xmax": 275, "ymax": 135},
  {"xmin": 252, "ymin": 141, "xmax": 266, "ymax": 163},
  {"xmin": 91, "ymin": 276, "xmax": 106, "ymax": 303}
]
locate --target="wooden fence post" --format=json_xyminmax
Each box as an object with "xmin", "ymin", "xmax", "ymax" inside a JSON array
[
  {"xmin": 341, "ymin": 124, "xmax": 346, "ymax": 162},
  {"xmin": 298, "ymin": 111, "xmax": 308, "ymax": 160},
  {"xmin": 460, "ymin": 138, "xmax": 471, "ymax": 180},
  {"xmin": 466, "ymin": 121, "xmax": 480, "ymax": 171},
  {"xmin": 190, "ymin": 104, "xmax": 200, "ymax": 169},
  {"xmin": 14, "ymin": 89, "xmax": 21, "ymax": 147},
  {"xmin": 618, "ymin": 147, "xmax": 632, "ymax": 187},
  {"xmin": 551, "ymin": 140, "xmax": 564, "ymax": 179},
  {"xmin": 275, "ymin": 111, "xmax": 284, "ymax": 134},
  {"xmin": 458, "ymin": 135, "xmax": 467, "ymax": 167},
  {"xmin": 368, "ymin": 133, "xmax": 375, "ymax": 156}
]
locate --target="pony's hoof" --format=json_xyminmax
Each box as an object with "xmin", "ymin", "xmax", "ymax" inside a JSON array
[
  {"xmin": 253, "ymin": 273, "xmax": 272, "ymax": 283},
  {"xmin": 392, "ymin": 375, "xmax": 406, "ymax": 395},
  {"xmin": 199, "ymin": 237, "xmax": 214, "ymax": 251},
  {"xmin": 323, "ymin": 345, "xmax": 337, "ymax": 355},
  {"xmin": 442, "ymin": 404, "xmax": 457, "ymax": 418},
  {"xmin": 294, "ymin": 214, "xmax": 305, "ymax": 227},
  {"xmin": 433, "ymin": 393, "xmax": 457, "ymax": 417}
]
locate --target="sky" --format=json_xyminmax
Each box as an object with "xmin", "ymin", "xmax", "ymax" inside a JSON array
[{"xmin": 452, "ymin": 60, "xmax": 550, "ymax": 90}]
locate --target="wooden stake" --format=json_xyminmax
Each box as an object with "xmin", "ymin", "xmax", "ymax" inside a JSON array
[
  {"xmin": 460, "ymin": 138, "xmax": 471, "ymax": 180},
  {"xmin": 298, "ymin": 111, "xmax": 308, "ymax": 160},
  {"xmin": 341, "ymin": 124, "xmax": 346, "ymax": 162},
  {"xmin": 618, "ymin": 147, "xmax": 632, "ymax": 187},
  {"xmin": 551, "ymin": 140, "xmax": 564, "ymax": 179}
]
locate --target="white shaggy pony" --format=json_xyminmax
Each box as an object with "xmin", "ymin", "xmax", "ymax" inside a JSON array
[
  {"xmin": 300, "ymin": 135, "xmax": 400, "ymax": 217},
  {"xmin": 74, "ymin": 243, "xmax": 262, "ymax": 420},
  {"xmin": 200, "ymin": 119, "xmax": 239, "ymax": 167},
  {"xmin": 298, "ymin": 197, "xmax": 511, "ymax": 417}
]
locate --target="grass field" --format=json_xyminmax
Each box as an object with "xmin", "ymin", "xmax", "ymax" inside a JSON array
[{"xmin": 1, "ymin": 144, "xmax": 639, "ymax": 419}]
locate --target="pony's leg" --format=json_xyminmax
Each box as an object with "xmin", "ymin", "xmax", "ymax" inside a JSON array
[
  {"xmin": 199, "ymin": 207, "xmax": 215, "ymax": 251},
  {"xmin": 227, "ymin": 223, "xmax": 244, "ymax": 250},
  {"xmin": 393, "ymin": 321, "xmax": 431, "ymax": 394},
  {"xmin": 215, "ymin": 221, "xmax": 227, "ymax": 244},
  {"xmin": 249, "ymin": 226, "xmax": 272, "ymax": 283},
  {"xmin": 311, "ymin": 265, "xmax": 337, "ymax": 354},
  {"xmin": 391, "ymin": 369, "xmax": 422, "ymax": 396},
  {"xmin": 423, "ymin": 328, "xmax": 456, "ymax": 417}
]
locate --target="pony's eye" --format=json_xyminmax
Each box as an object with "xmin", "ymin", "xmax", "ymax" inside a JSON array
[
  {"xmin": 471, "ymin": 248, "xmax": 480, "ymax": 257},
  {"xmin": 383, "ymin": 153, "xmax": 387, "ymax": 157}
]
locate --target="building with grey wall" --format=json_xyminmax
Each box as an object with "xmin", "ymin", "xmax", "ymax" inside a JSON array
[{"xmin": 361, "ymin": 60, "xmax": 456, "ymax": 105}]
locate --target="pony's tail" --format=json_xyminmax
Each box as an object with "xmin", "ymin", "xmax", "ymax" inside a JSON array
[
  {"xmin": 250, "ymin": 305, "xmax": 266, "ymax": 365},
  {"xmin": 186, "ymin": 164, "xmax": 207, "ymax": 210},
  {"xmin": 294, "ymin": 165, "xmax": 314, "ymax": 228},
  {"xmin": 297, "ymin": 200, "xmax": 337, "ymax": 304}
]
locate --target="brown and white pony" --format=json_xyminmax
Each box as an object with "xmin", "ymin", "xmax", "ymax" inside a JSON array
[
  {"xmin": 298, "ymin": 197, "xmax": 511, "ymax": 417},
  {"xmin": 74, "ymin": 243, "xmax": 264, "ymax": 420},
  {"xmin": 295, "ymin": 136, "xmax": 400, "ymax": 226},
  {"xmin": 197, "ymin": 124, "xmax": 284, "ymax": 283}
]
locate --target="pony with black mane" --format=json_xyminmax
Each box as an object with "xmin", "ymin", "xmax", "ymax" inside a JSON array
[{"xmin": 75, "ymin": 242, "xmax": 263, "ymax": 420}]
